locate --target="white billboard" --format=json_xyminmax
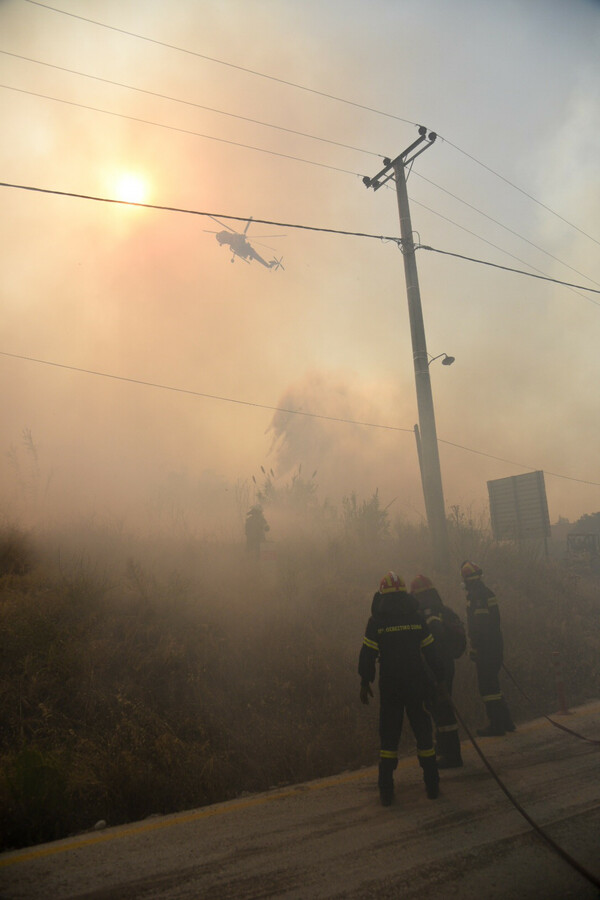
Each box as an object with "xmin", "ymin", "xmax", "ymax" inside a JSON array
[{"xmin": 487, "ymin": 471, "xmax": 551, "ymax": 541}]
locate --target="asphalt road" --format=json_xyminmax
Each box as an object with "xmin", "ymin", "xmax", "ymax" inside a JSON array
[{"xmin": 2, "ymin": 701, "xmax": 600, "ymax": 900}]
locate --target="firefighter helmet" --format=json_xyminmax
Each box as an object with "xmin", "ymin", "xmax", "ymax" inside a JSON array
[
  {"xmin": 379, "ymin": 571, "xmax": 406, "ymax": 594},
  {"xmin": 461, "ymin": 560, "xmax": 482, "ymax": 582},
  {"xmin": 410, "ymin": 574, "xmax": 434, "ymax": 595}
]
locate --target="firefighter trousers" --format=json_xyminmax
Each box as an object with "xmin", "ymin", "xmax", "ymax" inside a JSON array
[
  {"xmin": 378, "ymin": 692, "xmax": 438, "ymax": 794},
  {"xmin": 475, "ymin": 657, "xmax": 514, "ymax": 733}
]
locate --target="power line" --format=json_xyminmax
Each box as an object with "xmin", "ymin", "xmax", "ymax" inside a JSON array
[
  {"xmin": 405, "ymin": 191, "xmax": 599, "ymax": 307},
  {"xmin": 0, "ymin": 349, "xmax": 413, "ymax": 433},
  {"xmin": 440, "ymin": 136, "xmax": 600, "ymax": 248},
  {"xmin": 1, "ymin": 349, "xmax": 598, "ymax": 487},
  {"xmin": 20, "ymin": 0, "xmax": 417, "ymax": 126},
  {"xmin": 3, "ymin": 89, "xmax": 596, "ymax": 306},
  {"xmin": 4, "ymin": 50, "xmax": 598, "ymax": 293},
  {"xmin": 21, "ymin": 0, "xmax": 600, "ymax": 248},
  {"xmin": 2, "ymin": 180, "xmax": 600, "ymax": 301},
  {"xmin": 0, "ymin": 84, "xmax": 366, "ymax": 179},
  {"xmin": 0, "ymin": 181, "xmax": 401, "ymax": 242},
  {"xmin": 413, "ymin": 171, "xmax": 600, "ymax": 289},
  {"xmin": 437, "ymin": 436, "xmax": 600, "ymax": 487},
  {"xmin": 0, "ymin": 50, "xmax": 384, "ymax": 162},
  {"xmin": 416, "ymin": 243, "xmax": 600, "ymax": 302},
  {"xmin": 5, "ymin": 83, "xmax": 596, "ymax": 299}
]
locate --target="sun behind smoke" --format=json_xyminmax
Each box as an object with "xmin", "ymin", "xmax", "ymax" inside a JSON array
[{"xmin": 115, "ymin": 173, "xmax": 148, "ymax": 204}]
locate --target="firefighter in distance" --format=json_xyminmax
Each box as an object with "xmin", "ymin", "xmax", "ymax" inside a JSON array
[
  {"xmin": 359, "ymin": 571, "xmax": 446, "ymax": 806},
  {"xmin": 462, "ymin": 560, "xmax": 515, "ymax": 736},
  {"xmin": 410, "ymin": 574, "xmax": 465, "ymax": 768},
  {"xmin": 244, "ymin": 505, "xmax": 270, "ymax": 559}
]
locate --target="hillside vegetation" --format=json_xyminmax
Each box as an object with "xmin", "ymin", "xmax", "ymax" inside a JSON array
[{"xmin": 1, "ymin": 507, "xmax": 598, "ymax": 851}]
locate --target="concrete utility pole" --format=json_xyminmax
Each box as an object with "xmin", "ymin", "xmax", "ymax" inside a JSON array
[{"xmin": 364, "ymin": 127, "xmax": 451, "ymax": 572}]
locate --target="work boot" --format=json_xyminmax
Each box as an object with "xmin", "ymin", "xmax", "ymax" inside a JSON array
[
  {"xmin": 476, "ymin": 723, "xmax": 505, "ymax": 737},
  {"xmin": 500, "ymin": 698, "xmax": 516, "ymax": 732},
  {"xmin": 419, "ymin": 755, "xmax": 440, "ymax": 800},
  {"xmin": 478, "ymin": 700, "xmax": 506, "ymax": 736},
  {"xmin": 436, "ymin": 729, "xmax": 463, "ymax": 768},
  {"xmin": 437, "ymin": 756, "xmax": 463, "ymax": 769},
  {"xmin": 425, "ymin": 778, "xmax": 440, "ymax": 799},
  {"xmin": 378, "ymin": 759, "xmax": 395, "ymax": 807}
]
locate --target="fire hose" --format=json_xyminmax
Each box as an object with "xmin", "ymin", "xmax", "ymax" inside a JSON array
[
  {"xmin": 502, "ymin": 662, "xmax": 600, "ymax": 747},
  {"xmin": 448, "ymin": 695, "xmax": 600, "ymax": 892}
]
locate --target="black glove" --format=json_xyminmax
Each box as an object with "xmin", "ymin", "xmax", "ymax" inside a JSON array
[{"xmin": 360, "ymin": 683, "xmax": 374, "ymax": 705}]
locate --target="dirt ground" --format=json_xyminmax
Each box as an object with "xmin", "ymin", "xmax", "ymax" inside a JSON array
[{"xmin": 2, "ymin": 701, "xmax": 600, "ymax": 899}]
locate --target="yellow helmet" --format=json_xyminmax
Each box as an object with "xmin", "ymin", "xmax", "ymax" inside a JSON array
[
  {"xmin": 461, "ymin": 560, "xmax": 482, "ymax": 582},
  {"xmin": 379, "ymin": 571, "xmax": 406, "ymax": 594}
]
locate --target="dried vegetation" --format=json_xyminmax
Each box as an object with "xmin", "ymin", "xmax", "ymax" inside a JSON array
[{"xmin": 1, "ymin": 507, "xmax": 598, "ymax": 850}]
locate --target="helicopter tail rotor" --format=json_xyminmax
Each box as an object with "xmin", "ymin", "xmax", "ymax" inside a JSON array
[{"xmin": 269, "ymin": 257, "xmax": 285, "ymax": 271}]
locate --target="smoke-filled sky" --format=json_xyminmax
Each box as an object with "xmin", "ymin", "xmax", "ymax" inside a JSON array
[{"xmin": 1, "ymin": 0, "xmax": 599, "ymax": 534}]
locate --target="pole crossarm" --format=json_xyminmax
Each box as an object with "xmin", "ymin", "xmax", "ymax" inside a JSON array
[{"xmin": 362, "ymin": 126, "xmax": 437, "ymax": 191}]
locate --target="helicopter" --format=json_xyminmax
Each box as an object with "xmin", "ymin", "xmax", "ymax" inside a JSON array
[{"xmin": 204, "ymin": 216, "xmax": 284, "ymax": 270}]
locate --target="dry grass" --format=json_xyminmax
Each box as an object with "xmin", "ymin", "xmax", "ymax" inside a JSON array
[{"xmin": 1, "ymin": 516, "xmax": 598, "ymax": 850}]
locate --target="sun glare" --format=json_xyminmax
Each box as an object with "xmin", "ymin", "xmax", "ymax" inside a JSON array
[{"xmin": 115, "ymin": 173, "xmax": 148, "ymax": 205}]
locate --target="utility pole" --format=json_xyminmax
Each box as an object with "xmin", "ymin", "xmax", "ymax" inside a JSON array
[{"xmin": 363, "ymin": 126, "xmax": 451, "ymax": 572}]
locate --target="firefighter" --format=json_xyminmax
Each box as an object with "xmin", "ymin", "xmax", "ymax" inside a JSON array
[
  {"xmin": 461, "ymin": 560, "xmax": 515, "ymax": 736},
  {"xmin": 359, "ymin": 571, "xmax": 446, "ymax": 806},
  {"xmin": 410, "ymin": 575, "xmax": 464, "ymax": 768},
  {"xmin": 244, "ymin": 505, "xmax": 270, "ymax": 559}
]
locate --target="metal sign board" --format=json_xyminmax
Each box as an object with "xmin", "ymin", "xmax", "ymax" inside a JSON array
[{"xmin": 487, "ymin": 471, "xmax": 551, "ymax": 541}]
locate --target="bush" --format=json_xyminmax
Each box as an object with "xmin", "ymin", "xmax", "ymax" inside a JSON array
[{"xmin": 1, "ymin": 519, "xmax": 598, "ymax": 850}]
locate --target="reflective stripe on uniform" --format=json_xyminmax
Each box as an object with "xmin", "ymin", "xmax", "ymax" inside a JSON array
[
  {"xmin": 420, "ymin": 633, "xmax": 434, "ymax": 649},
  {"xmin": 487, "ymin": 597, "xmax": 498, "ymax": 606},
  {"xmin": 474, "ymin": 608, "xmax": 489, "ymax": 615},
  {"xmin": 380, "ymin": 749, "xmax": 398, "ymax": 760},
  {"xmin": 363, "ymin": 636, "xmax": 379, "ymax": 651},
  {"xmin": 482, "ymin": 692, "xmax": 503, "ymax": 702},
  {"xmin": 378, "ymin": 624, "xmax": 422, "ymax": 634},
  {"xmin": 426, "ymin": 615, "xmax": 442, "ymax": 625},
  {"xmin": 417, "ymin": 747, "xmax": 436, "ymax": 758},
  {"xmin": 437, "ymin": 723, "xmax": 458, "ymax": 733}
]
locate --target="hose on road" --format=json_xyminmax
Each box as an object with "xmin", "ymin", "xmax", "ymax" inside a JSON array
[
  {"xmin": 502, "ymin": 663, "xmax": 600, "ymax": 747},
  {"xmin": 450, "ymin": 697, "xmax": 600, "ymax": 892}
]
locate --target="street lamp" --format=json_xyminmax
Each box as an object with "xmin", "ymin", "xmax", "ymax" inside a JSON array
[{"xmin": 428, "ymin": 353, "xmax": 455, "ymax": 367}]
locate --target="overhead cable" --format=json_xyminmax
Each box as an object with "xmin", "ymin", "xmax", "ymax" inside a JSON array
[
  {"xmin": 0, "ymin": 84, "xmax": 365, "ymax": 179},
  {"xmin": 405, "ymin": 191, "xmax": 599, "ymax": 307},
  {"xmin": 21, "ymin": 0, "xmax": 600, "ymax": 247},
  {"xmin": 1, "ymin": 181, "xmax": 599, "ymax": 303},
  {"xmin": 413, "ymin": 172, "xmax": 600, "ymax": 289},
  {"xmin": 0, "ymin": 51, "xmax": 384, "ymax": 161},
  {"xmin": 440, "ymin": 137, "xmax": 600, "ymax": 248},
  {"xmin": 1, "ymin": 350, "xmax": 598, "ymax": 488},
  {"xmin": 20, "ymin": 0, "xmax": 417, "ymax": 127},
  {"xmin": 436, "ymin": 437, "xmax": 600, "ymax": 487},
  {"xmin": 4, "ymin": 50, "xmax": 597, "ymax": 292},
  {"xmin": 416, "ymin": 243, "xmax": 600, "ymax": 302},
  {"xmin": 0, "ymin": 181, "xmax": 399, "ymax": 241},
  {"xmin": 0, "ymin": 350, "xmax": 413, "ymax": 434}
]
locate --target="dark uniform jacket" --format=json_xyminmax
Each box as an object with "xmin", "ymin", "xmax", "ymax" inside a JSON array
[
  {"xmin": 359, "ymin": 591, "xmax": 445, "ymax": 701},
  {"xmin": 465, "ymin": 579, "xmax": 503, "ymax": 664},
  {"xmin": 417, "ymin": 587, "xmax": 455, "ymax": 681}
]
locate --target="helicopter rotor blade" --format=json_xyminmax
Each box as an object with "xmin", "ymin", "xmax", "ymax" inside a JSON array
[
  {"xmin": 252, "ymin": 240, "xmax": 280, "ymax": 252},
  {"xmin": 207, "ymin": 215, "xmax": 238, "ymax": 233},
  {"xmin": 243, "ymin": 217, "xmax": 253, "ymax": 235}
]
